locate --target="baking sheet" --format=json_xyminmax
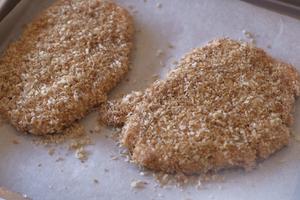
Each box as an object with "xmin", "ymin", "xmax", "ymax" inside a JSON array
[{"xmin": 0, "ymin": 0, "xmax": 300, "ymax": 199}]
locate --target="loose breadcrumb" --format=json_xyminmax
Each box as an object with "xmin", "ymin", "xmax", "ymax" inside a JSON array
[
  {"xmin": 48, "ymin": 148, "xmax": 55, "ymax": 156},
  {"xmin": 167, "ymin": 43, "xmax": 175, "ymax": 49},
  {"xmin": 33, "ymin": 123, "xmax": 92, "ymax": 162},
  {"xmin": 33, "ymin": 123, "xmax": 88, "ymax": 146},
  {"xmin": 110, "ymin": 155, "xmax": 119, "ymax": 160},
  {"xmin": 172, "ymin": 60, "xmax": 179, "ymax": 65},
  {"xmin": 242, "ymin": 30, "xmax": 254, "ymax": 38},
  {"xmin": 130, "ymin": 180, "xmax": 147, "ymax": 189},
  {"xmin": 75, "ymin": 147, "xmax": 89, "ymax": 162},
  {"xmin": 56, "ymin": 157, "xmax": 65, "ymax": 162},
  {"xmin": 156, "ymin": 49, "xmax": 164, "ymax": 57},
  {"xmin": 152, "ymin": 74, "xmax": 160, "ymax": 81},
  {"xmin": 12, "ymin": 139, "xmax": 20, "ymax": 144},
  {"xmin": 242, "ymin": 30, "xmax": 256, "ymax": 44},
  {"xmin": 294, "ymin": 134, "xmax": 300, "ymax": 142},
  {"xmin": 94, "ymin": 179, "xmax": 99, "ymax": 184}
]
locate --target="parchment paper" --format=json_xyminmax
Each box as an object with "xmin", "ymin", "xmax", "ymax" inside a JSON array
[{"xmin": 0, "ymin": 0, "xmax": 300, "ymax": 199}]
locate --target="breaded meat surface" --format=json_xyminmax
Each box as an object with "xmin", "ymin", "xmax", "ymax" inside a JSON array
[
  {"xmin": 100, "ymin": 39, "xmax": 300, "ymax": 174},
  {"xmin": 0, "ymin": 0, "xmax": 133, "ymax": 135}
]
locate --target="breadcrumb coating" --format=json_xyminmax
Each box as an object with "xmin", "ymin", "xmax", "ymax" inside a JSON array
[
  {"xmin": 100, "ymin": 91, "xmax": 143, "ymax": 127},
  {"xmin": 0, "ymin": 0, "xmax": 133, "ymax": 135},
  {"xmin": 100, "ymin": 39, "xmax": 300, "ymax": 174}
]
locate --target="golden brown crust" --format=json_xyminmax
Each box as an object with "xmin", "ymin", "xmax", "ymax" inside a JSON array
[
  {"xmin": 100, "ymin": 39, "xmax": 300, "ymax": 174},
  {"xmin": 0, "ymin": 0, "xmax": 134, "ymax": 135}
]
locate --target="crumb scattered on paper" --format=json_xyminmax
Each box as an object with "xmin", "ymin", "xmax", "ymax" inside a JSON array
[
  {"xmin": 33, "ymin": 123, "xmax": 86, "ymax": 145},
  {"xmin": 294, "ymin": 134, "xmax": 300, "ymax": 142},
  {"xmin": 12, "ymin": 139, "xmax": 20, "ymax": 144},
  {"xmin": 94, "ymin": 179, "xmax": 99, "ymax": 184},
  {"xmin": 242, "ymin": 30, "xmax": 256, "ymax": 44},
  {"xmin": 110, "ymin": 155, "xmax": 119, "ymax": 160},
  {"xmin": 48, "ymin": 148, "xmax": 55, "ymax": 156},
  {"xmin": 75, "ymin": 147, "xmax": 89, "ymax": 162},
  {"xmin": 56, "ymin": 157, "xmax": 65, "ymax": 162},
  {"xmin": 242, "ymin": 30, "xmax": 254, "ymax": 38},
  {"xmin": 167, "ymin": 43, "xmax": 175, "ymax": 49},
  {"xmin": 156, "ymin": 49, "xmax": 164, "ymax": 57},
  {"xmin": 151, "ymin": 171, "xmax": 225, "ymax": 188},
  {"xmin": 131, "ymin": 180, "xmax": 147, "ymax": 189},
  {"xmin": 291, "ymin": 131, "xmax": 300, "ymax": 142},
  {"xmin": 93, "ymin": 125, "xmax": 101, "ymax": 133},
  {"xmin": 152, "ymin": 74, "xmax": 159, "ymax": 81},
  {"xmin": 33, "ymin": 123, "xmax": 93, "ymax": 162}
]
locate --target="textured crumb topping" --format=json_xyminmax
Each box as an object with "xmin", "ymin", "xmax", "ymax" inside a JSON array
[
  {"xmin": 0, "ymin": 0, "xmax": 133, "ymax": 135},
  {"xmin": 100, "ymin": 39, "xmax": 300, "ymax": 174}
]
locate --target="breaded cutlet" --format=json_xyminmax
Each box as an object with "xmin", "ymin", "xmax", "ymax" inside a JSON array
[
  {"xmin": 100, "ymin": 39, "xmax": 300, "ymax": 174},
  {"xmin": 0, "ymin": 0, "xmax": 133, "ymax": 135}
]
